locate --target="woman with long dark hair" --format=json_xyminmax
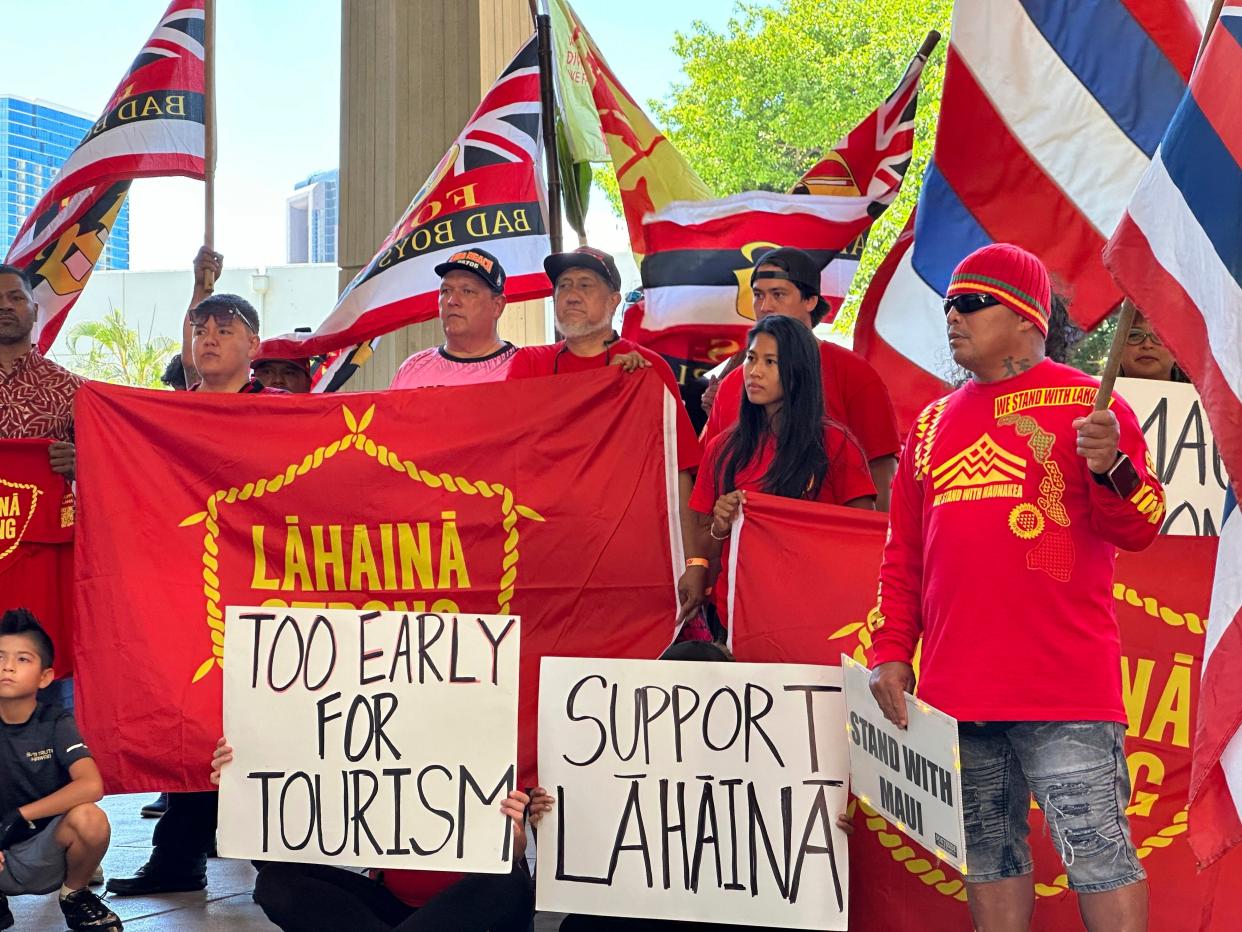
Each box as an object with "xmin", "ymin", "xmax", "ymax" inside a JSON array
[{"xmin": 678, "ymin": 315, "xmax": 876, "ymax": 626}]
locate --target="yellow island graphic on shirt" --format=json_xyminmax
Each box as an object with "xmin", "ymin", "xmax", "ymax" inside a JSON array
[{"xmin": 931, "ymin": 433, "xmax": 1027, "ymax": 506}]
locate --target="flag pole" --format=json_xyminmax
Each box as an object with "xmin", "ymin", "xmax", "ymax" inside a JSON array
[
  {"xmin": 1095, "ymin": 0, "xmax": 1223, "ymax": 411},
  {"xmin": 534, "ymin": 12, "xmax": 564, "ymax": 253},
  {"xmin": 203, "ymin": 0, "xmax": 217, "ymax": 293}
]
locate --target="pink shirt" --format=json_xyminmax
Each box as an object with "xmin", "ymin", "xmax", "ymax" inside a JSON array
[{"xmin": 389, "ymin": 343, "xmax": 516, "ymax": 389}]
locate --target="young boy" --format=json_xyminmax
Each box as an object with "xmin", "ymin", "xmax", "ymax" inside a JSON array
[{"xmin": 0, "ymin": 608, "xmax": 121, "ymax": 930}]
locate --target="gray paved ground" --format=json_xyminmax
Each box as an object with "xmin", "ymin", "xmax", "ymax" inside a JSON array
[{"xmin": 8, "ymin": 794, "xmax": 564, "ymax": 931}]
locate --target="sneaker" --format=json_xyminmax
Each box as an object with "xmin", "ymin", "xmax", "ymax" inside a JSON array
[
  {"xmin": 139, "ymin": 793, "xmax": 168, "ymax": 818},
  {"xmin": 59, "ymin": 888, "xmax": 122, "ymax": 930},
  {"xmin": 105, "ymin": 862, "xmax": 206, "ymax": 897},
  {"xmin": 0, "ymin": 892, "xmax": 13, "ymax": 931}
]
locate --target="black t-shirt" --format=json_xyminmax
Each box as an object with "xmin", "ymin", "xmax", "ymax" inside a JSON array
[{"xmin": 0, "ymin": 702, "xmax": 92, "ymax": 834}]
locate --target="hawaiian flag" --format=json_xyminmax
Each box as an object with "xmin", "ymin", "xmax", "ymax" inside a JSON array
[
  {"xmin": 854, "ymin": 0, "xmax": 1202, "ymax": 431},
  {"xmin": 263, "ymin": 38, "xmax": 551, "ymax": 359},
  {"xmin": 1102, "ymin": 2, "xmax": 1242, "ymax": 867},
  {"xmin": 6, "ymin": 0, "xmax": 207, "ymax": 351}
]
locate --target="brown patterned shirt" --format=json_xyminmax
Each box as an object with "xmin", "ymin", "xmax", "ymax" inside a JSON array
[{"xmin": 0, "ymin": 350, "xmax": 85, "ymax": 442}]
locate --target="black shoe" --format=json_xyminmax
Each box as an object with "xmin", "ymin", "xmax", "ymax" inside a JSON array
[
  {"xmin": 105, "ymin": 863, "xmax": 206, "ymax": 896},
  {"xmin": 0, "ymin": 892, "xmax": 13, "ymax": 931},
  {"xmin": 139, "ymin": 793, "xmax": 168, "ymax": 818},
  {"xmin": 59, "ymin": 888, "xmax": 122, "ymax": 930}
]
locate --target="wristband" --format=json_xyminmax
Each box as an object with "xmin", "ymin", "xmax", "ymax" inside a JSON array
[
  {"xmin": 709, "ymin": 525, "xmax": 729, "ymax": 541},
  {"xmin": 685, "ymin": 558, "xmax": 710, "ymax": 569}
]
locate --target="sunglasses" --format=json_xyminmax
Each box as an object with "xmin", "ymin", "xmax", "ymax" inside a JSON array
[
  {"xmin": 190, "ymin": 306, "xmax": 257, "ymax": 333},
  {"xmin": 1125, "ymin": 328, "xmax": 1163, "ymax": 347},
  {"xmin": 943, "ymin": 293, "xmax": 1001, "ymax": 315}
]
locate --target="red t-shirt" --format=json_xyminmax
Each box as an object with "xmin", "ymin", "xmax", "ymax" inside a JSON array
[
  {"xmin": 868, "ymin": 360, "xmax": 1165, "ymax": 722},
  {"xmin": 690, "ymin": 420, "xmax": 876, "ymax": 512},
  {"xmin": 509, "ymin": 338, "xmax": 701, "ymax": 472},
  {"xmin": 691, "ymin": 420, "xmax": 876, "ymax": 624},
  {"xmin": 702, "ymin": 340, "xmax": 900, "ymax": 462}
]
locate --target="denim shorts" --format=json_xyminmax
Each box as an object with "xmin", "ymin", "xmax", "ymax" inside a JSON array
[{"xmin": 959, "ymin": 720, "xmax": 1145, "ymax": 894}]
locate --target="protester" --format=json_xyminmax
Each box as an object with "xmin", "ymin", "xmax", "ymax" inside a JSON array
[
  {"xmin": 509, "ymin": 246, "xmax": 703, "ymax": 554},
  {"xmin": 389, "ymin": 248, "xmax": 518, "ymax": 388},
  {"xmin": 108, "ymin": 283, "xmax": 285, "ymax": 899},
  {"xmin": 0, "ymin": 609, "xmax": 120, "ymax": 931},
  {"xmin": 1118, "ymin": 310, "xmax": 1188, "ymax": 382},
  {"xmin": 159, "ymin": 354, "xmax": 189, "ymax": 392},
  {"xmin": 678, "ymin": 315, "xmax": 876, "ymax": 626},
  {"xmin": 251, "ymin": 349, "xmax": 313, "ymax": 394},
  {"xmin": 208, "ymin": 739, "xmax": 550, "ymax": 931},
  {"xmin": 868, "ymin": 243, "xmax": 1164, "ymax": 932},
  {"xmin": 0, "ymin": 264, "xmax": 80, "ymax": 480},
  {"xmin": 698, "ymin": 248, "xmax": 900, "ymax": 509}
]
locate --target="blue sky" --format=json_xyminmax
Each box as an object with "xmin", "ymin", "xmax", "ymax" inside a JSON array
[{"xmin": 1, "ymin": 0, "xmax": 732, "ymax": 270}]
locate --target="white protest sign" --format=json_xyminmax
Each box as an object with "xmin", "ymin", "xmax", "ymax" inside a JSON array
[
  {"xmin": 218, "ymin": 606, "xmax": 519, "ymax": 873},
  {"xmin": 1118, "ymin": 376, "xmax": 1229, "ymax": 536},
  {"xmin": 841, "ymin": 656, "xmax": 967, "ymax": 874},
  {"xmin": 537, "ymin": 657, "xmax": 850, "ymax": 931}
]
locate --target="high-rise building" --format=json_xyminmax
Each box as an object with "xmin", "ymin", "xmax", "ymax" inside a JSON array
[
  {"xmin": 286, "ymin": 169, "xmax": 338, "ymax": 264},
  {"xmin": 0, "ymin": 95, "xmax": 130, "ymax": 269}
]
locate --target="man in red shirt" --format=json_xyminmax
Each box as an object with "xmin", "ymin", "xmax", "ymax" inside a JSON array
[
  {"xmin": 699, "ymin": 248, "xmax": 900, "ymax": 508},
  {"xmin": 868, "ymin": 244, "xmax": 1163, "ymax": 932},
  {"xmin": 509, "ymin": 246, "xmax": 702, "ymax": 554}
]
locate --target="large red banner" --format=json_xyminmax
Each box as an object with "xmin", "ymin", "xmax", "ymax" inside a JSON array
[
  {"xmin": 729, "ymin": 492, "xmax": 1242, "ymax": 930},
  {"xmin": 72, "ymin": 370, "xmax": 679, "ymax": 793},
  {"xmin": 0, "ymin": 439, "xmax": 75, "ymax": 676}
]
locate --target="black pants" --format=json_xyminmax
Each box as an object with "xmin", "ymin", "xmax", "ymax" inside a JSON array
[
  {"xmin": 150, "ymin": 791, "xmax": 218, "ymax": 874},
  {"xmin": 253, "ymin": 861, "xmax": 533, "ymax": 932}
]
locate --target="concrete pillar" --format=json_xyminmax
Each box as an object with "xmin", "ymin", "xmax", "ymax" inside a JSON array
[{"xmin": 337, "ymin": 0, "xmax": 546, "ymax": 392}]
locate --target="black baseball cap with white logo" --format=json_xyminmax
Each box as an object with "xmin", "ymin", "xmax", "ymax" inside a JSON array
[
  {"xmin": 434, "ymin": 248, "xmax": 506, "ymax": 293},
  {"xmin": 544, "ymin": 246, "xmax": 623, "ymax": 291}
]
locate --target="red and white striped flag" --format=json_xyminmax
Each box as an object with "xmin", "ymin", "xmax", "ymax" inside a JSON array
[
  {"xmin": 1103, "ymin": 2, "xmax": 1242, "ymax": 867},
  {"xmin": 6, "ymin": 0, "xmax": 207, "ymax": 350}
]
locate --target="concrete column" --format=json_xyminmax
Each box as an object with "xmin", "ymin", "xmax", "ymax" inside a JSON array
[{"xmin": 337, "ymin": 0, "xmax": 546, "ymax": 392}]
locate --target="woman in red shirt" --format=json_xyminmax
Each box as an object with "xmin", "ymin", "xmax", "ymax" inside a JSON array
[{"xmin": 678, "ymin": 316, "xmax": 876, "ymax": 627}]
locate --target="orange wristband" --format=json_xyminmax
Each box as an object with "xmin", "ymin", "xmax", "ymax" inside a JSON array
[{"xmin": 685, "ymin": 557, "xmax": 710, "ymax": 569}]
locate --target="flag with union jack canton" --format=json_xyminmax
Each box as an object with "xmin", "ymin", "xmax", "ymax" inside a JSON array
[
  {"xmin": 6, "ymin": 0, "xmax": 207, "ymax": 350},
  {"xmin": 263, "ymin": 37, "xmax": 551, "ymax": 360}
]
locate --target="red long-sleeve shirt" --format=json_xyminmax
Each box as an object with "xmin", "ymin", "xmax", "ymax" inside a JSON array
[{"xmin": 868, "ymin": 360, "xmax": 1165, "ymax": 723}]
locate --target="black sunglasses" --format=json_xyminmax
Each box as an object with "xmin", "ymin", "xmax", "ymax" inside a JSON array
[
  {"xmin": 943, "ymin": 293, "xmax": 1001, "ymax": 315},
  {"xmin": 190, "ymin": 306, "xmax": 257, "ymax": 333}
]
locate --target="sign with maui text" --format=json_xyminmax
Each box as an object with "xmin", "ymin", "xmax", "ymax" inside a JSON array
[
  {"xmin": 537, "ymin": 657, "xmax": 851, "ymax": 930},
  {"xmin": 72, "ymin": 371, "xmax": 679, "ymax": 793},
  {"xmin": 217, "ymin": 607, "xmax": 519, "ymax": 872},
  {"xmin": 1117, "ymin": 377, "xmax": 1228, "ymax": 536},
  {"xmin": 841, "ymin": 656, "xmax": 966, "ymax": 874}
]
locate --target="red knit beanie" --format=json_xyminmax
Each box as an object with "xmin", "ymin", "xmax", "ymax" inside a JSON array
[{"xmin": 946, "ymin": 243, "xmax": 1052, "ymax": 335}]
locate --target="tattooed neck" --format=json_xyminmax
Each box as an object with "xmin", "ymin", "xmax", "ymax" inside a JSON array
[{"xmin": 1002, "ymin": 356, "xmax": 1033, "ymax": 377}]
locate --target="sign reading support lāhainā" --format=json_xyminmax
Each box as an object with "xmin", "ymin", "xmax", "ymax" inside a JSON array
[
  {"xmin": 217, "ymin": 607, "xmax": 519, "ymax": 873},
  {"xmin": 536, "ymin": 657, "xmax": 851, "ymax": 931},
  {"xmin": 841, "ymin": 656, "xmax": 967, "ymax": 874}
]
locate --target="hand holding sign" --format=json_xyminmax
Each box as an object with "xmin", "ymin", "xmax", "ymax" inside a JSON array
[{"xmin": 869, "ymin": 661, "xmax": 916, "ymax": 729}]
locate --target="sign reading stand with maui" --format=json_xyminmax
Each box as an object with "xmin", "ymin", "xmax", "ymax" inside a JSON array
[
  {"xmin": 841, "ymin": 656, "xmax": 967, "ymax": 875},
  {"xmin": 217, "ymin": 607, "xmax": 520, "ymax": 872},
  {"xmin": 536, "ymin": 657, "xmax": 851, "ymax": 930}
]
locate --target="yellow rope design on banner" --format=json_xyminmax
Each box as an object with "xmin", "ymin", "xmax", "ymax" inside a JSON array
[
  {"xmin": 179, "ymin": 404, "xmax": 544, "ymax": 683},
  {"xmin": 1112, "ymin": 582, "xmax": 1205, "ymax": 634}
]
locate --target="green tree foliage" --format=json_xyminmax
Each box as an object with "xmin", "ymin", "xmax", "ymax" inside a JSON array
[
  {"xmin": 596, "ymin": 0, "xmax": 952, "ymax": 328},
  {"xmin": 67, "ymin": 308, "xmax": 178, "ymax": 388}
]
